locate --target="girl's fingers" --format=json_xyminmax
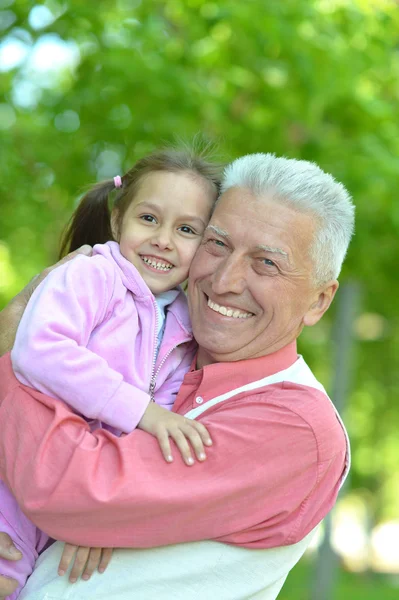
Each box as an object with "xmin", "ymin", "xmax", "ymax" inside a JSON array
[
  {"xmin": 98, "ymin": 548, "xmax": 113, "ymax": 573},
  {"xmin": 170, "ymin": 429, "xmax": 195, "ymax": 465},
  {"xmin": 82, "ymin": 547, "xmax": 102, "ymax": 581},
  {"xmin": 58, "ymin": 543, "xmax": 78, "ymax": 576},
  {"xmin": 69, "ymin": 546, "xmax": 90, "ymax": 582},
  {"xmin": 0, "ymin": 575, "xmax": 19, "ymax": 599},
  {"xmin": 157, "ymin": 430, "xmax": 174, "ymax": 463},
  {"xmin": 192, "ymin": 421, "xmax": 213, "ymax": 446},
  {"xmin": 182, "ymin": 426, "xmax": 207, "ymax": 462},
  {"xmin": 59, "ymin": 544, "xmax": 109, "ymax": 582}
]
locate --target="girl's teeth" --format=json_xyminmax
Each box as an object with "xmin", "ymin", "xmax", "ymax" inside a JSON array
[{"xmin": 142, "ymin": 257, "xmax": 172, "ymax": 271}]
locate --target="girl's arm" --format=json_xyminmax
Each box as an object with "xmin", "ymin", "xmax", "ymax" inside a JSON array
[
  {"xmin": 0, "ymin": 481, "xmax": 49, "ymax": 599},
  {"xmin": 11, "ymin": 255, "xmax": 152, "ymax": 433},
  {"xmin": 0, "ymin": 246, "xmax": 92, "ymax": 357},
  {"xmin": 0, "ymin": 533, "xmax": 20, "ymax": 600}
]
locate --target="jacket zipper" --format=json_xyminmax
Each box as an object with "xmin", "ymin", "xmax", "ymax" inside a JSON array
[
  {"xmin": 149, "ymin": 298, "xmax": 159, "ymax": 402},
  {"xmin": 148, "ymin": 298, "xmax": 191, "ymax": 402}
]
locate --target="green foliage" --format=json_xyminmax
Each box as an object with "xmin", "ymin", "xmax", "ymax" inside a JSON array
[
  {"xmin": 1, "ymin": 0, "xmax": 399, "ymax": 523},
  {"xmin": 280, "ymin": 556, "xmax": 399, "ymax": 599}
]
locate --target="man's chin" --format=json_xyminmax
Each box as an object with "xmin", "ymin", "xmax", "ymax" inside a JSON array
[{"xmin": 193, "ymin": 327, "xmax": 240, "ymax": 357}]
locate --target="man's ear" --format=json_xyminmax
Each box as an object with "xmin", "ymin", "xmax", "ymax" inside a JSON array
[
  {"xmin": 110, "ymin": 209, "xmax": 120, "ymax": 241},
  {"xmin": 303, "ymin": 280, "xmax": 339, "ymax": 327}
]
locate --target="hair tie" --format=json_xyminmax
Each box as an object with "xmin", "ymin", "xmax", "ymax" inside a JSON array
[{"xmin": 113, "ymin": 175, "xmax": 122, "ymax": 188}]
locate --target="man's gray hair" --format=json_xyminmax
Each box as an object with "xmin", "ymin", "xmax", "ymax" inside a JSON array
[{"xmin": 221, "ymin": 153, "xmax": 355, "ymax": 285}]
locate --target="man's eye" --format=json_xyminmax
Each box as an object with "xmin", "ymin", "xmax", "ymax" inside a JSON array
[
  {"xmin": 262, "ymin": 258, "xmax": 275, "ymax": 266},
  {"xmin": 179, "ymin": 225, "xmax": 196, "ymax": 234},
  {"xmin": 141, "ymin": 215, "xmax": 156, "ymax": 223},
  {"xmin": 203, "ymin": 237, "xmax": 226, "ymax": 251}
]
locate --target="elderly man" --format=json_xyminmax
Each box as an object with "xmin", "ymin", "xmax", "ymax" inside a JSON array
[{"xmin": 0, "ymin": 153, "xmax": 354, "ymax": 599}]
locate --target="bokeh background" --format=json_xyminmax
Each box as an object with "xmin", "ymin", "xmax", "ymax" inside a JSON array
[{"xmin": 1, "ymin": 0, "xmax": 399, "ymax": 598}]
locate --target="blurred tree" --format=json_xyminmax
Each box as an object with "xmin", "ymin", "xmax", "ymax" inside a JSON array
[{"xmin": 0, "ymin": 0, "xmax": 399, "ymax": 530}]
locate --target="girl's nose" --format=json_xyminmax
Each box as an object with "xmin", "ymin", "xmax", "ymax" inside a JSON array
[{"xmin": 151, "ymin": 227, "xmax": 173, "ymax": 250}]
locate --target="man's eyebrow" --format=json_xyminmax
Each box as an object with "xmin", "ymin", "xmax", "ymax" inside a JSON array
[
  {"xmin": 256, "ymin": 245, "xmax": 288, "ymax": 258},
  {"xmin": 205, "ymin": 226, "xmax": 289, "ymax": 260},
  {"xmin": 205, "ymin": 225, "xmax": 229, "ymax": 238}
]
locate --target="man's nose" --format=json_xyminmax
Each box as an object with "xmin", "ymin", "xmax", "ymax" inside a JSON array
[{"xmin": 211, "ymin": 255, "xmax": 247, "ymax": 296}]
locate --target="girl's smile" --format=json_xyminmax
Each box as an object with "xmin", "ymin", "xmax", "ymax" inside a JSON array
[{"xmin": 112, "ymin": 170, "xmax": 215, "ymax": 295}]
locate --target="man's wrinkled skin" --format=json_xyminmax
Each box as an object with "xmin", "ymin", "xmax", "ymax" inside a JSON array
[{"xmin": 0, "ymin": 246, "xmax": 92, "ymax": 598}]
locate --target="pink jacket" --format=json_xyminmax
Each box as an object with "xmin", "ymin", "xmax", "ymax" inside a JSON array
[
  {"xmin": 11, "ymin": 241, "xmax": 196, "ymax": 433},
  {"xmin": 1, "ymin": 241, "xmax": 195, "ymax": 598}
]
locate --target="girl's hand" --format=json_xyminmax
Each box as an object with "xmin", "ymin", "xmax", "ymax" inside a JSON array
[
  {"xmin": 0, "ymin": 533, "xmax": 21, "ymax": 599},
  {"xmin": 58, "ymin": 543, "xmax": 113, "ymax": 583},
  {"xmin": 137, "ymin": 402, "xmax": 213, "ymax": 466}
]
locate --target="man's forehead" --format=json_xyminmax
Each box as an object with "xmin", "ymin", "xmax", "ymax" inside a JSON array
[{"xmin": 205, "ymin": 224, "xmax": 290, "ymax": 260}]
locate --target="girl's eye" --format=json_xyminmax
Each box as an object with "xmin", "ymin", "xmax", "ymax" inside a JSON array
[
  {"xmin": 179, "ymin": 225, "xmax": 196, "ymax": 235},
  {"xmin": 141, "ymin": 215, "xmax": 156, "ymax": 223}
]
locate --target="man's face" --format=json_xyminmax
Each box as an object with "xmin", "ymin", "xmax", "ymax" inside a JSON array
[{"xmin": 188, "ymin": 187, "xmax": 338, "ymax": 367}]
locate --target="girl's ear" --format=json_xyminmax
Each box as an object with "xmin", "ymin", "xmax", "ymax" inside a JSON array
[{"xmin": 110, "ymin": 209, "xmax": 120, "ymax": 241}]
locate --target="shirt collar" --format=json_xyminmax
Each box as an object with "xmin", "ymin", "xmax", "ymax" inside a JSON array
[{"xmin": 188, "ymin": 341, "xmax": 298, "ymax": 398}]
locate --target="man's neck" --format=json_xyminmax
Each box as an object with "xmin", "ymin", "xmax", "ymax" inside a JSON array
[
  {"xmin": 195, "ymin": 348, "xmax": 216, "ymax": 369},
  {"xmin": 195, "ymin": 335, "xmax": 301, "ymax": 370}
]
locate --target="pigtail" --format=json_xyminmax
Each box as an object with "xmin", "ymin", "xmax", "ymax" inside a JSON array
[
  {"xmin": 59, "ymin": 180, "xmax": 117, "ymax": 258},
  {"xmin": 59, "ymin": 139, "xmax": 223, "ymax": 259}
]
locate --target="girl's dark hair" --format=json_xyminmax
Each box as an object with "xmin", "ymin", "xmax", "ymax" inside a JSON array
[{"xmin": 59, "ymin": 142, "xmax": 223, "ymax": 258}]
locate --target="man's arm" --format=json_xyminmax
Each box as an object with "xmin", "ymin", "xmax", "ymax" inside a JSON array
[
  {"xmin": 0, "ymin": 359, "xmax": 344, "ymax": 550},
  {"xmin": 0, "ymin": 246, "xmax": 92, "ymax": 357},
  {"xmin": 0, "ymin": 298, "xmax": 23, "ymax": 356}
]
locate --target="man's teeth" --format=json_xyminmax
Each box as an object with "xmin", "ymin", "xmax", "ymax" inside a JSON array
[
  {"xmin": 207, "ymin": 298, "xmax": 253, "ymax": 319},
  {"xmin": 141, "ymin": 257, "xmax": 173, "ymax": 271}
]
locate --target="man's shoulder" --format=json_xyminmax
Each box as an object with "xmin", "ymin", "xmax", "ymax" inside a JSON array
[{"xmin": 242, "ymin": 380, "xmax": 346, "ymax": 460}]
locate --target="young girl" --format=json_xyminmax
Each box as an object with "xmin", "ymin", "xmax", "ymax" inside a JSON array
[{"xmin": 0, "ymin": 145, "xmax": 221, "ymax": 598}]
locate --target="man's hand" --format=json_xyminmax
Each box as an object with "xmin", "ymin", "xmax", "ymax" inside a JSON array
[
  {"xmin": 0, "ymin": 245, "xmax": 92, "ymax": 356},
  {"xmin": 0, "ymin": 532, "xmax": 22, "ymax": 600},
  {"xmin": 138, "ymin": 402, "xmax": 213, "ymax": 466},
  {"xmin": 58, "ymin": 543, "xmax": 113, "ymax": 583}
]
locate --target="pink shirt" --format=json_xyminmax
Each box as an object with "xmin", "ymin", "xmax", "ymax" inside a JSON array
[{"xmin": 0, "ymin": 342, "xmax": 348, "ymax": 550}]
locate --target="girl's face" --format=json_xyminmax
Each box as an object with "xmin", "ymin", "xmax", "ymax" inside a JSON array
[{"xmin": 112, "ymin": 171, "xmax": 215, "ymax": 295}]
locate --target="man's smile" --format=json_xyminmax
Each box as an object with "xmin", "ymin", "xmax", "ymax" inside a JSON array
[{"xmin": 206, "ymin": 296, "xmax": 255, "ymax": 319}]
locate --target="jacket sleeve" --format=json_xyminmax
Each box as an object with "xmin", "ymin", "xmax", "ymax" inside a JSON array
[
  {"xmin": 0, "ymin": 355, "xmax": 347, "ymax": 550},
  {"xmin": 11, "ymin": 257, "xmax": 151, "ymax": 433},
  {"xmin": 0, "ymin": 480, "xmax": 48, "ymax": 596}
]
